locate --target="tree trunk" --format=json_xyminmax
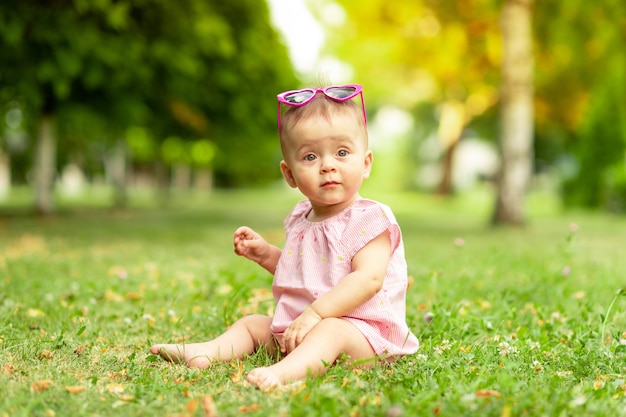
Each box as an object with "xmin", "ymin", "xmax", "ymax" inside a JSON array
[
  {"xmin": 34, "ymin": 115, "xmax": 57, "ymax": 215},
  {"xmin": 436, "ymin": 141, "xmax": 458, "ymax": 195},
  {"xmin": 106, "ymin": 139, "xmax": 128, "ymax": 209},
  {"xmin": 0, "ymin": 152, "xmax": 9, "ymax": 200},
  {"xmin": 492, "ymin": 0, "xmax": 534, "ymax": 226},
  {"xmin": 194, "ymin": 168, "xmax": 213, "ymax": 192},
  {"xmin": 436, "ymin": 101, "xmax": 466, "ymax": 195}
]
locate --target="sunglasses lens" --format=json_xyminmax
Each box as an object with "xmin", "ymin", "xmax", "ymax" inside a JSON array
[
  {"xmin": 283, "ymin": 91, "xmax": 314, "ymax": 104},
  {"xmin": 326, "ymin": 86, "xmax": 357, "ymax": 99}
]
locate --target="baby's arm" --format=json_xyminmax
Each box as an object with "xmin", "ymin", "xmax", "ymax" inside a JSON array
[
  {"xmin": 281, "ymin": 230, "xmax": 391, "ymax": 353},
  {"xmin": 312, "ymin": 230, "xmax": 390, "ymax": 317},
  {"xmin": 233, "ymin": 226, "xmax": 282, "ymax": 274}
]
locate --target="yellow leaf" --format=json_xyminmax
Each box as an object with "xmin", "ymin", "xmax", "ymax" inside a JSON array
[
  {"xmin": 39, "ymin": 349, "xmax": 54, "ymax": 359},
  {"xmin": 201, "ymin": 395, "xmax": 218, "ymax": 417},
  {"xmin": 475, "ymin": 389, "xmax": 502, "ymax": 398},
  {"xmin": 65, "ymin": 386, "xmax": 87, "ymax": 394},
  {"xmin": 74, "ymin": 344, "xmax": 88, "ymax": 355},
  {"xmin": 186, "ymin": 398, "xmax": 199, "ymax": 413},
  {"xmin": 105, "ymin": 290, "xmax": 125, "ymax": 302},
  {"xmin": 2, "ymin": 364, "xmax": 15, "ymax": 374},
  {"xmin": 230, "ymin": 361, "xmax": 245, "ymax": 384},
  {"xmin": 218, "ymin": 284, "xmax": 233, "ymax": 294},
  {"xmin": 238, "ymin": 404, "xmax": 262, "ymax": 413},
  {"xmin": 106, "ymin": 383, "xmax": 126, "ymax": 394},
  {"xmin": 27, "ymin": 308, "xmax": 46, "ymax": 317},
  {"xmin": 31, "ymin": 380, "xmax": 53, "ymax": 393}
]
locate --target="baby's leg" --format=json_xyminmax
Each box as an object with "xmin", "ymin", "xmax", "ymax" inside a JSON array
[
  {"xmin": 150, "ymin": 314, "xmax": 274, "ymax": 368},
  {"xmin": 247, "ymin": 318, "xmax": 375, "ymax": 390}
]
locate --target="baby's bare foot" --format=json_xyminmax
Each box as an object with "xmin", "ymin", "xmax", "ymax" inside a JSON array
[
  {"xmin": 149, "ymin": 343, "xmax": 212, "ymax": 368},
  {"xmin": 247, "ymin": 367, "xmax": 282, "ymax": 391}
]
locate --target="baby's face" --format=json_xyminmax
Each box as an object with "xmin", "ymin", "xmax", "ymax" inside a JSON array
[{"xmin": 280, "ymin": 112, "xmax": 372, "ymax": 219}]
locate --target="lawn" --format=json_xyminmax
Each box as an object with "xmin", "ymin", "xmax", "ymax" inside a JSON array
[{"xmin": 1, "ymin": 187, "xmax": 625, "ymax": 416}]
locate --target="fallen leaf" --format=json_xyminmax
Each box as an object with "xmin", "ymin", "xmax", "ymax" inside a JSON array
[
  {"xmin": 39, "ymin": 349, "xmax": 54, "ymax": 359},
  {"xmin": 74, "ymin": 344, "xmax": 88, "ymax": 355},
  {"xmin": 217, "ymin": 284, "xmax": 233, "ymax": 295},
  {"xmin": 186, "ymin": 399, "xmax": 199, "ymax": 413},
  {"xmin": 106, "ymin": 383, "xmax": 126, "ymax": 394},
  {"xmin": 201, "ymin": 395, "xmax": 218, "ymax": 417},
  {"xmin": 105, "ymin": 289, "xmax": 125, "ymax": 302},
  {"xmin": 125, "ymin": 291, "xmax": 142, "ymax": 300},
  {"xmin": 238, "ymin": 404, "xmax": 262, "ymax": 413},
  {"xmin": 2, "ymin": 364, "xmax": 15, "ymax": 374},
  {"xmin": 475, "ymin": 389, "xmax": 502, "ymax": 398},
  {"xmin": 65, "ymin": 386, "xmax": 87, "ymax": 394},
  {"xmin": 31, "ymin": 380, "xmax": 53, "ymax": 393},
  {"xmin": 230, "ymin": 361, "xmax": 245, "ymax": 384},
  {"xmin": 27, "ymin": 308, "xmax": 46, "ymax": 317}
]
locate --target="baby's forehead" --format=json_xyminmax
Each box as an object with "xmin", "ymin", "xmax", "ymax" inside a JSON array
[
  {"xmin": 281, "ymin": 99, "xmax": 364, "ymax": 131},
  {"xmin": 281, "ymin": 114, "xmax": 368, "ymax": 151}
]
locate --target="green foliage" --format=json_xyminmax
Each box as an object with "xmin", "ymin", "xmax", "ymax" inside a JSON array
[
  {"xmin": 126, "ymin": 127, "xmax": 156, "ymax": 163},
  {"xmin": 317, "ymin": 0, "xmax": 626, "ymax": 209},
  {"xmin": 0, "ymin": 0, "xmax": 298, "ymax": 186},
  {"xmin": 535, "ymin": 0, "xmax": 626, "ymax": 211},
  {"xmin": 190, "ymin": 140, "xmax": 216, "ymax": 168},
  {"xmin": 1, "ymin": 188, "xmax": 626, "ymax": 415},
  {"xmin": 161, "ymin": 136, "xmax": 190, "ymax": 166},
  {"xmin": 561, "ymin": 59, "xmax": 626, "ymax": 211},
  {"xmin": 161, "ymin": 137, "xmax": 216, "ymax": 168}
]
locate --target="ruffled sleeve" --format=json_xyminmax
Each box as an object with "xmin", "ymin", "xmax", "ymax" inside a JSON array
[
  {"xmin": 283, "ymin": 200, "xmax": 312, "ymax": 230},
  {"xmin": 339, "ymin": 199, "xmax": 402, "ymax": 260}
]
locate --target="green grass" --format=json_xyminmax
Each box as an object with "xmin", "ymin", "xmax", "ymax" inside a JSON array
[{"xmin": 1, "ymin": 187, "xmax": 626, "ymax": 416}]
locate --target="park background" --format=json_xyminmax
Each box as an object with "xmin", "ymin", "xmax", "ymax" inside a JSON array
[{"xmin": 1, "ymin": 1, "xmax": 626, "ymax": 416}]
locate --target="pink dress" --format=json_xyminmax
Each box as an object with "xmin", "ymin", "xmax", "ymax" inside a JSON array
[{"xmin": 270, "ymin": 198, "xmax": 419, "ymax": 357}]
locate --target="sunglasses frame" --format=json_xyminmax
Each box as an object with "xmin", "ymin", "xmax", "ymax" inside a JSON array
[{"xmin": 276, "ymin": 84, "xmax": 367, "ymax": 130}]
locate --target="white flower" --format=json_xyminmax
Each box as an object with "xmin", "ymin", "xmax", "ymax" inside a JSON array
[
  {"xmin": 434, "ymin": 340, "xmax": 452, "ymax": 355},
  {"xmin": 498, "ymin": 341, "xmax": 518, "ymax": 356}
]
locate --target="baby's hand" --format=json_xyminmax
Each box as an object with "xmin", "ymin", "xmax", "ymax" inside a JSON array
[
  {"xmin": 233, "ymin": 226, "xmax": 269, "ymax": 264},
  {"xmin": 281, "ymin": 307, "xmax": 322, "ymax": 354}
]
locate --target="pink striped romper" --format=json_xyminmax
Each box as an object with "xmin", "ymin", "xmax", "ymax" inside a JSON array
[{"xmin": 270, "ymin": 198, "xmax": 419, "ymax": 357}]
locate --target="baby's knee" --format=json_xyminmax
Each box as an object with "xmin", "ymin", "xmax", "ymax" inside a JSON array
[
  {"xmin": 317, "ymin": 317, "xmax": 351, "ymax": 335},
  {"xmin": 237, "ymin": 314, "xmax": 270, "ymax": 325},
  {"xmin": 237, "ymin": 314, "xmax": 273, "ymax": 342},
  {"xmin": 230, "ymin": 314, "xmax": 269, "ymax": 328}
]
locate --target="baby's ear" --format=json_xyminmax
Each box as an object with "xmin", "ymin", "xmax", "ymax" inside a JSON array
[
  {"xmin": 280, "ymin": 160, "xmax": 298, "ymax": 188},
  {"xmin": 363, "ymin": 151, "xmax": 373, "ymax": 179}
]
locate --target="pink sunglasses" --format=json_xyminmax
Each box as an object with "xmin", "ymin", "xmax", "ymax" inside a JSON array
[{"xmin": 276, "ymin": 84, "xmax": 367, "ymax": 130}]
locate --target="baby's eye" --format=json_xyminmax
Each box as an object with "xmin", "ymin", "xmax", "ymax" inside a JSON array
[
  {"xmin": 304, "ymin": 154, "xmax": 317, "ymax": 161},
  {"xmin": 337, "ymin": 149, "xmax": 349, "ymax": 157}
]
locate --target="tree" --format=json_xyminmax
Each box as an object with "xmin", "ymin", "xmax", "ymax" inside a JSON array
[
  {"xmin": 0, "ymin": 0, "xmax": 297, "ymax": 212},
  {"xmin": 533, "ymin": 0, "xmax": 626, "ymax": 211},
  {"xmin": 491, "ymin": 0, "xmax": 534, "ymax": 225},
  {"xmin": 313, "ymin": 0, "xmax": 626, "ymax": 219}
]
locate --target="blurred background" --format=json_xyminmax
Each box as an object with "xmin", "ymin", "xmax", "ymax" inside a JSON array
[{"xmin": 0, "ymin": 0, "xmax": 624, "ymax": 224}]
